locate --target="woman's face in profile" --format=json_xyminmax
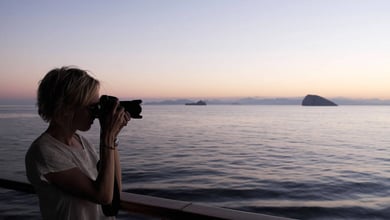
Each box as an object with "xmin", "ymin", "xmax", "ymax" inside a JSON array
[{"xmin": 73, "ymin": 90, "xmax": 100, "ymax": 131}]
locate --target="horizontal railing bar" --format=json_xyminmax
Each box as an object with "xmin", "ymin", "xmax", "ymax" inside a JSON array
[
  {"xmin": 0, "ymin": 178, "xmax": 293, "ymax": 220},
  {"xmin": 0, "ymin": 178, "xmax": 35, "ymax": 194},
  {"xmin": 120, "ymin": 192, "xmax": 292, "ymax": 220}
]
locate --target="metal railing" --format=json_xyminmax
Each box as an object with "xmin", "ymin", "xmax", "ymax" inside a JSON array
[{"xmin": 0, "ymin": 178, "xmax": 293, "ymax": 220}]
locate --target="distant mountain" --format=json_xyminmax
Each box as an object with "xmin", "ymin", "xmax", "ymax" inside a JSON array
[
  {"xmin": 233, "ymin": 97, "xmax": 301, "ymax": 105},
  {"xmin": 0, "ymin": 98, "xmax": 35, "ymax": 105},
  {"xmin": 144, "ymin": 97, "xmax": 390, "ymax": 105},
  {"xmin": 332, "ymin": 98, "xmax": 390, "ymax": 105},
  {"xmin": 144, "ymin": 97, "xmax": 302, "ymax": 105},
  {"xmin": 2, "ymin": 96, "xmax": 390, "ymax": 106},
  {"xmin": 145, "ymin": 99, "xmax": 193, "ymax": 105},
  {"xmin": 144, "ymin": 98, "xmax": 302, "ymax": 105}
]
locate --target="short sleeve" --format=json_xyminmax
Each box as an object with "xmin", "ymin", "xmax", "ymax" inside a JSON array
[
  {"xmin": 38, "ymin": 146, "xmax": 76, "ymax": 176},
  {"xmin": 29, "ymin": 137, "xmax": 77, "ymax": 182}
]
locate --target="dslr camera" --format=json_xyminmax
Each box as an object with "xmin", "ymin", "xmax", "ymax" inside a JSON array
[{"xmin": 90, "ymin": 95, "xmax": 142, "ymax": 119}]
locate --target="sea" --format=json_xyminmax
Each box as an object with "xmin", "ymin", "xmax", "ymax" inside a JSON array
[{"xmin": 0, "ymin": 104, "xmax": 389, "ymax": 220}]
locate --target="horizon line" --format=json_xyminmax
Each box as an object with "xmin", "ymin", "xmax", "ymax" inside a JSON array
[{"xmin": 2, "ymin": 95, "xmax": 390, "ymax": 105}]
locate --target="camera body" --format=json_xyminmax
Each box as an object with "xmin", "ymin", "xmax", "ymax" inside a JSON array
[{"xmin": 91, "ymin": 95, "xmax": 142, "ymax": 119}]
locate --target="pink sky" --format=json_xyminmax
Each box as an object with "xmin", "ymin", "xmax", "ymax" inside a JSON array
[{"xmin": 1, "ymin": 1, "xmax": 390, "ymax": 102}]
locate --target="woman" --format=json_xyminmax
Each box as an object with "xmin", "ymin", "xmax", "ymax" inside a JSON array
[{"xmin": 25, "ymin": 66, "xmax": 130, "ymax": 220}]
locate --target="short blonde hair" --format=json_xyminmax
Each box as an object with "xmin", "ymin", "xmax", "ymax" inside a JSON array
[{"xmin": 37, "ymin": 66, "xmax": 100, "ymax": 122}]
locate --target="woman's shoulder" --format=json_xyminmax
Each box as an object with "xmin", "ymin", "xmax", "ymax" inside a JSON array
[
  {"xmin": 28, "ymin": 133, "xmax": 49, "ymax": 151},
  {"xmin": 26, "ymin": 133, "xmax": 59, "ymax": 165},
  {"xmin": 28, "ymin": 133, "xmax": 72, "ymax": 158},
  {"xmin": 30, "ymin": 133, "xmax": 57, "ymax": 150}
]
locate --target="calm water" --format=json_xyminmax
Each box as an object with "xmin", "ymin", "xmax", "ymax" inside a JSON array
[{"xmin": 1, "ymin": 105, "xmax": 390, "ymax": 219}]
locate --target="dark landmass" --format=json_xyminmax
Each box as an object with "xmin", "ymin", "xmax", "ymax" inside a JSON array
[
  {"xmin": 0, "ymin": 98, "xmax": 35, "ymax": 105},
  {"xmin": 146, "ymin": 99, "xmax": 193, "ymax": 105},
  {"xmin": 144, "ymin": 97, "xmax": 390, "ymax": 106},
  {"xmin": 185, "ymin": 100, "xmax": 207, "ymax": 105},
  {"xmin": 302, "ymin": 95, "xmax": 337, "ymax": 106},
  {"xmin": 145, "ymin": 98, "xmax": 302, "ymax": 105},
  {"xmin": 331, "ymin": 98, "xmax": 390, "ymax": 105}
]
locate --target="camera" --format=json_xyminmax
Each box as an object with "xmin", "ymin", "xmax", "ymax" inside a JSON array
[{"xmin": 90, "ymin": 95, "xmax": 142, "ymax": 119}]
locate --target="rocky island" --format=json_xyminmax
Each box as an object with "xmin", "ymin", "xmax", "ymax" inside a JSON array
[{"xmin": 302, "ymin": 95, "xmax": 337, "ymax": 106}]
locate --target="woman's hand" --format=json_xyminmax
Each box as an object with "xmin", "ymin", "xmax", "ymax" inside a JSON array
[{"xmin": 99, "ymin": 99, "xmax": 131, "ymax": 146}]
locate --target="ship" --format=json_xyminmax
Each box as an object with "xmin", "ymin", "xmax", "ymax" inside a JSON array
[{"xmin": 185, "ymin": 100, "xmax": 207, "ymax": 105}]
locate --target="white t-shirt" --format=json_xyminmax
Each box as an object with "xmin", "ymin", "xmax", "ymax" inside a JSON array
[{"xmin": 25, "ymin": 132, "xmax": 115, "ymax": 220}]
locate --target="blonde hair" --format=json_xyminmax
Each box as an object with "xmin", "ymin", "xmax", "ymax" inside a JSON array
[{"xmin": 37, "ymin": 66, "xmax": 100, "ymax": 122}]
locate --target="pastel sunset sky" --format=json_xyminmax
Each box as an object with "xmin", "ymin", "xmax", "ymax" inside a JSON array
[{"xmin": 1, "ymin": 0, "xmax": 390, "ymax": 102}]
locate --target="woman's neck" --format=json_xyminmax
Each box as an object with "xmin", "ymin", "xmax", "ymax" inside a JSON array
[{"xmin": 46, "ymin": 122, "xmax": 76, "ymax": 146}]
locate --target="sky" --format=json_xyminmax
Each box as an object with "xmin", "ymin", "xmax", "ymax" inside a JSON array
[{"xmin": 1, "ymin": 0, "xmax": 390, "ymax": 103}]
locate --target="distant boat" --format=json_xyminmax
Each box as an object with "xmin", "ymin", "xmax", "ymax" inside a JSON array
[{"xmin": 185, "ymin": 100, "xmax": 207, "ymax": 106}]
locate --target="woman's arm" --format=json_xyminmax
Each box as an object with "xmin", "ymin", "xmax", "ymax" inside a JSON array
[
  {"xmin": 45, "ymin": 145, "xmax": 116, "ymax": 204},
  {"xmin": 114, "ymin": 110, "xmax": 130, "ymax": 192},
  {"xmin": 45, "ymin": 100, "xmax": 127, "ymax": 204},
  {"xmin": 114, "ymin": 147, "xmax": 122, "ymax": 192}
]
